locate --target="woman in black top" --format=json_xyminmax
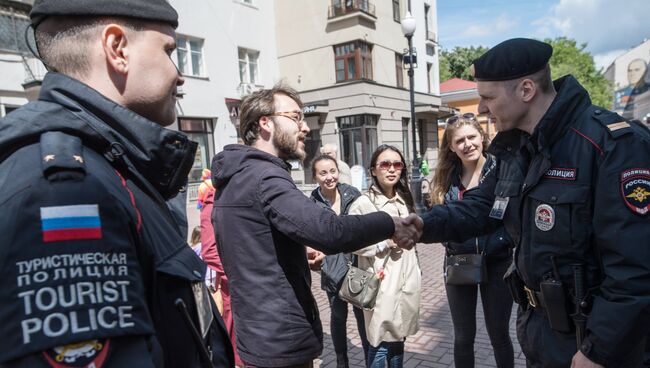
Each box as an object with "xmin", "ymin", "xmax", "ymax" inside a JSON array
[
  {"xmin": 430, "ymin": 114, "xmax": 514, "ymax": 368},
  {"xmin": 310, "ymin": 154, "xmax": 369, "ymax": 368}
]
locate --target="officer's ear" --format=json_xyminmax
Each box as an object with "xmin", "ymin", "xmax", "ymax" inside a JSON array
[
  {"xmin": 520, "ymin": 78, "xmax": 537, "ymax": 103},
  {"xmin": 101, "ymin": 24, "xmax": 129, "ymax": 75}
]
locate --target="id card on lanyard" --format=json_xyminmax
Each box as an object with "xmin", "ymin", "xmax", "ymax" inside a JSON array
[{"xmin": 489, "ymin": 196, "xmax": 510, "ymax": 220}]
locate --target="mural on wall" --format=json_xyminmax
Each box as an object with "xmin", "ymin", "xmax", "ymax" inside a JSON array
[{"xmin": 617, "ymin": 58, "xmax": 650, "ymax": 123}]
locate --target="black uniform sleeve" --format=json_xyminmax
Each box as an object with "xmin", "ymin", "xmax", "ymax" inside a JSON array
[
  {"xmin": 258, "ymin": 167, "xmax": 395, "ymax": 255},
  {"xmin": 581, "ymin": 126, "xmax": 650, "ymax": 365},
  {"xmin": 420, "ymin": 157, "xmax": 501, "ymax": 243},
  {"xmin": 0, "ymin": 141, "xmax": 154, "ymax": 364}
]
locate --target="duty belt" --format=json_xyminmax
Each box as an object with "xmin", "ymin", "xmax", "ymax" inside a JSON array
[{"xmin": 524, "ymin": 285, "xmax": 545, "ymax": 309}]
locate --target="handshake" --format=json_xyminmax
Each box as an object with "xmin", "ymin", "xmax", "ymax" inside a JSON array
[{"xmin": 390, "ymin": 214, "xmax": 423, "ymax": 250}]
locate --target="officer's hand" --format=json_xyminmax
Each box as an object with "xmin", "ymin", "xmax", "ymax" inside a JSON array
[
  {"xmin": 571, "ymin": 351, "xmax": 603, "ymax": 368},
  {"xmin": 306, "ymin": 246, "xmax": 325, "ymax": 271},
  {"xmin": 392, "ymin": 214, "xmax": 423, "ymax": 250}
]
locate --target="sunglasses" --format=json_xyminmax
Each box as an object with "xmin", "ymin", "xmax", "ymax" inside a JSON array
[
  {"xmin": 446, "ymin": 112, "xmax": 477, "ymax": 125},
  {"xmin": 376, "ymin": 160, "xmax": 404, "ymax": 171}
]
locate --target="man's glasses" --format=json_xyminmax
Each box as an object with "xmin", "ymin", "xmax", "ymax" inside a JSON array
[
  {"xmin": 376, "ymin": 160, "xmax": 404, "ymax": 171},
  {"xmin": 269, "ymin": 111, "xmax": 305, "ymax": 128},
  {"xmin": 446, "ymin": 112, "xmax": 477, "ymax": 125}
]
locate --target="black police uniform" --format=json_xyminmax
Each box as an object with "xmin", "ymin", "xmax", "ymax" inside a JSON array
[
  {"xmin": 421, "ymin": 62, "xmax": 650, "ymax": 366},
  {"xmin": 0, "ymin": 73, "xmax": 234, "ymax": 367}
]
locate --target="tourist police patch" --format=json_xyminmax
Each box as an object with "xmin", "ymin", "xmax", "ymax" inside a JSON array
[
  {"xmin": 534, "ymin": 204, "xmax": 555, "ymax": 231},
  {"xmin": 42, "ymin": 339, "xmax": 109, "ymax": 368},
  {"xmin": 621, "ymin": 168, "xmax": 650, "ymax": 216}
]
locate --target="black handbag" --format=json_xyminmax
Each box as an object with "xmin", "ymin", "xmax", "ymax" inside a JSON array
[
  {"xmin": 338, "ymin": 253, "xmax": 390, "ymax": 310},
  {"xmin": 444, "ymin": 238, "xmax": 487, "ymax": 285}
]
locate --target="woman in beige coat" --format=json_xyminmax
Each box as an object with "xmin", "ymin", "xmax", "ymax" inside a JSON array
[{"xmin": 349, "ymin": 144, "xmax": 421, "ymax": 368}]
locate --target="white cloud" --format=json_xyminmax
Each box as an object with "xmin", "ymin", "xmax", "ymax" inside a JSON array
[
  {"xmin": 534, "ymin": 0, "xmax": 650, "ymax": 54},
  {"xmin": 593, "ymin": 49, "xmax": 626, "ymax": 71},
  {"xmin": 461, "ymin": 14, "xmax": 517, "ymax": 38}
]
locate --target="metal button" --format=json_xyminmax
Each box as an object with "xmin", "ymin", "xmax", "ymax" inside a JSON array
[
  {"xmin": 522, "ymin": 183, "xmax": 527, "ymax": 190},
  {"xmin": 594, "ymin": 109, "xmax": 602, "ymax": 115},
  {"xmin": 193, "ymin": 270, "xmax": 202, "ymax": 278},
  {"xmin": 550, "ymin": 196, "xmax": 557, "ymax": 202},
  {"xmin": 506, "ymin": 146, "xmax": 512, "ymax": 152}
]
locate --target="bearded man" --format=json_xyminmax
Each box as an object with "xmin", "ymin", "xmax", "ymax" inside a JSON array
[{"xmin": 210, "ymin": 84, "xmax": 422, "ymax": 367}]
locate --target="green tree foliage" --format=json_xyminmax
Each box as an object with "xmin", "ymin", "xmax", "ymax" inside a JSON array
[
  {"xmin": 545, "ymin": 37, "xmax": 612, "ymax": 108},
  {"xmin": 438, "ymin": 37, "xmax": 612, "ymax": 107},
  {"xmin": 439, "ymin": 46, "xmax": 489, "ymax": 81}
]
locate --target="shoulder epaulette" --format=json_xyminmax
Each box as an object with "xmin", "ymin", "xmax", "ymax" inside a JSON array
[
  {"xmin": 40, "ymin": 131, "xmax": 86, "ymax": 181},
  {"xmin": 591, "ymin": 108, "xmax": 633, "ymax": 139}
]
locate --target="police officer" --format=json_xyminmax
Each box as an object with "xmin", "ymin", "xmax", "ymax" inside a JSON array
[
  {"xmin": 414, "ymin": 38, "xmax": 650, "ymax": 367},
  {"xmin": 0, "ymin": 0, "xmax": 233, "ymax": 366}
]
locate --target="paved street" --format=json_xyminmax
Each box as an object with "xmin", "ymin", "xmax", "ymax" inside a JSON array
[{"xmin": 311, "ymin": 244, "xmax": 527, "ymax": 368}]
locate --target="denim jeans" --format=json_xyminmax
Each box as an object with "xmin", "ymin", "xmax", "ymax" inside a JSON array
[
  {"xmin": 326, "ymin": 291, "xmax": 369, "ymax": 366},
  {"xmin": 367, "ymin": 341, "xmax": 404, "ymax": 368},
  {"xmin": 445, "ymin": 256, "xmax": 514, "ymax": 368}
]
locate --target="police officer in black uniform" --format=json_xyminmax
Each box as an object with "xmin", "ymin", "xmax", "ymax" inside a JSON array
[
  {"xmin": 415, "ymin": 38, "xmax": 650, "ymax": 367},
  {"xmin": 0, "ymin": 0, "xmax": 233, "ymax": 366}
]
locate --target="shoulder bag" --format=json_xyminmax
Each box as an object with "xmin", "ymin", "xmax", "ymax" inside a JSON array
[
  {"xmin": 338, "ymin": 254, "xmax": 390, "ymax": 310},
  {"xmin": 444, "ymin": 238, "xmax": 487, "ymax": 285}
]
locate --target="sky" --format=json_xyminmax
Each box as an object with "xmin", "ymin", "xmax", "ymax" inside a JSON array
[{"xmin": 437, "ymin": 0, "xmax": 650, "ymax": 71}]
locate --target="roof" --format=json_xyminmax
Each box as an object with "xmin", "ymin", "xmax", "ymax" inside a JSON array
[{"xmin": 440, "ymin": 78, "xmax": 477, "ymax": 93}]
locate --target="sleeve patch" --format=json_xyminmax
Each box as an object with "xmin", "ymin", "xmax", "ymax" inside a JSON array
[
  {"xmin": 42, "ymin": 339, "xmax": 109, "ymax": 368},
  {"xmin": 621, "ymin": 168, "xmax": 650, "ymax": 216},
  {"xmin": 40, "ymin": 205, "xmax": 103, "ymax": 243}
]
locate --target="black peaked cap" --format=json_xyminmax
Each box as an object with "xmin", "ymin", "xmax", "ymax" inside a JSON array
[
  {"xmin": 30, "ymin": 0, "xmax": 179, "ymax": 29},
  {"xmin": 472, "ymin": 38, "xmax": 553, "ymax": 81}
]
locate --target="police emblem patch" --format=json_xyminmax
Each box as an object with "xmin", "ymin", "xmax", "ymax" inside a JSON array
[
  {"xmin": 620, "ymin": 168, "xmax": 650, "ymax": 216},
  {"xmin": 43, "ymin": 339, "xmax": 109, "ymax": 368},
  {"xmin": 534, "ymin": 204, "xmax": 555, "ymax": 231}
]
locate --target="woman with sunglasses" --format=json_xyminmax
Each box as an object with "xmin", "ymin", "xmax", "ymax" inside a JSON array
[
  {"xmin": 309, "ymin": 154, "xmax": 370, "ymax": 368},
  {"xmin": 431, "ymin": 114, "xmax": 514, "ymax": 368},
  {"xmin": 349, "ymin": 145, "xmax": 421, "ymax": 368}
]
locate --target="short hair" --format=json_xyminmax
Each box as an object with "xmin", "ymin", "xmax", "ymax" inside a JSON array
[
  {"xmin": 320, "ymin": 143, "xmax": 337, "ymax": 154},
  {"xmin": 504, "ymin": 63, "xmax": 553, "ymax": 94},
  {"xmin": 239, "ymin": 83, "xmax": 302, "ymax": 146},
  {"xmin": 34, "ymin": 16, "xmax": 146, "ymax": 78}
]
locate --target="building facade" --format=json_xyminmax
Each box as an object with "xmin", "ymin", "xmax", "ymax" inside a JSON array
[
  {"xmin": 275, "ymin": 0, "xmax": 451, "ymax": 184},
  {"xmin": 604, "ymin": 38, "xmax": 650, "ymax": 125}
]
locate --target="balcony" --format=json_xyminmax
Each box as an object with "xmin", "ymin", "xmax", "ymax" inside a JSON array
[
  {"xmin": 328, "ymin": 0, "xmax": 376, "ymax": 20},
  {"xmin": 426, "ymin": 31, "xmax": 438, "ymax": 44}
]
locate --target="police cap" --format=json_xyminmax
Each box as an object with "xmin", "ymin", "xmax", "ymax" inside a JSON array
[
  {"xmin": 30, "ymin": 0, "xmax": 179, "ymax": 29},
  {"xmin": 471, "ymin": 38, "xmax": 553, "ymax": 81}
]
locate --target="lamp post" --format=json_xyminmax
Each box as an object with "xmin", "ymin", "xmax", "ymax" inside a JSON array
[{"xmin": 401, "ymin": 10, "xmax": 424, "ymax": 213}]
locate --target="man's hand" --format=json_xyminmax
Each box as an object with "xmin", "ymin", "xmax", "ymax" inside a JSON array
[
  {"xmin": 571, "ymin": 351, "xmax": 603, "ymax": 368},
  {"xmin": 306, "ymin": 246, "xmax": 325, "ymax": 271},
  {"xmin": 392, "ymin": 214, "xmax": 423, "ymax": 249}
]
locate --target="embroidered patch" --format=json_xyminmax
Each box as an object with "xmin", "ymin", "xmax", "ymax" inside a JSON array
[
  {"xmin": 544, "ymin": 167, "xmax": 577, "ymax": 181},
  {"xmin": 40, "ymin": 204, "xmax": 102, "ymax": 242},
  {"xmin": 534, "ymin": 204, "xmax": 555, "ymax": 231},
  {"xmin": 43, "ymin": 339, "xmax": 109, "ymax": 368},
  {"xmin": 620, "ymin": 168, "xmax": 650, "ymax": 216}
]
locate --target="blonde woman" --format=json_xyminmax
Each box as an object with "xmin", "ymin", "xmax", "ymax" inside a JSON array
[
  {"xmin": 431, "ymin": 113, "xmax": 514, "ymax": 368},
  {"xmin": 349, "ymin": 145, "xmax": 421, "ymax": 367}
]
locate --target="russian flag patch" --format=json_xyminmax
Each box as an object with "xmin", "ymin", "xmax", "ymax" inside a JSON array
[{"xmin": 40, "ymin": 204, "xmax": 103, "ymax": 243}]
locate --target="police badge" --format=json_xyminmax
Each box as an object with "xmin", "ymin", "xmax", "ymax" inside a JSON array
[{"xmin": 620, "ymin": 168, "xmax": 650, "ymax": 216}]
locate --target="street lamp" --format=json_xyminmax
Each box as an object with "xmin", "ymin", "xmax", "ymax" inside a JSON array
[{"xmin": 401, "ymin": 10, "xmax": 424, "ymax": 213}]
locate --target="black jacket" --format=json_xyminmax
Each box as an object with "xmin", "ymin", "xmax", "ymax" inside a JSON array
[
  {"xmin": 310, "ymin": 183, "xmax": 362, "ymax": 292},
  {"xmin": 0, "ymin": 73, "xmax": 233, "ymax": 367},
  {"xmin": 211, "ymin": 144, "xmax": 394, "ymax": 366},
  {"xmin": 421, "ymin": 76, "xmax": 650, "ymax": 366},
  {"xmin": 443, "ymin": 155, "xmax": 512, "ymax": 259}
]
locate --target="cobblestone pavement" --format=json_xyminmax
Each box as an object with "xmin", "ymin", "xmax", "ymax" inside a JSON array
[{"xmin": 311, "ymin": 244, "xmax": 527, "ymax": 368}]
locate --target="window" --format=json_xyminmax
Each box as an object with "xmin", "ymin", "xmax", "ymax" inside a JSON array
[
  {"xmin": 334, "ymin": 41, "xmax": 373, "ymax": 82},
  {"xmin": 178, "ymin": 118, "xmax": 215, "ymax": 183},
  {"xmin": 238, "ymin": 48, "xmax": 260, "ymax": 84},
  {"xmin": 427, "ymin": 62, "xmax": 433, "ymax": 93},
  {"xmin": 402, "ymin": 117, "xmax": 410, "ymax": 163},
  {"xmin": 395, "ymin": 53, "xmax": 404, "ymax": 88},
  {"xmin": 424, "ymin": 4, "xmax": 430, "ymax": 38},
  {"xmin": 392, "ymin": 0, "xmax": 400, "ymax": 22},
  {"xmin": 338, "ymin": 114, "xmax": 378, "ymax": 169},
  {"xmin": 176, "ymin": 35, "xmax": 204, "ymax": 77}
]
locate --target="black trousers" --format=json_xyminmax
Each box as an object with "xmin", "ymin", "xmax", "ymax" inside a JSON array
[
  {"xmin": 445, "ymin": 256, "xmax": 514, "ymax": 368},
  {"xmin": 517, "ymin": 306, "xmax": 646, "ymax": 367}
]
